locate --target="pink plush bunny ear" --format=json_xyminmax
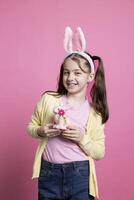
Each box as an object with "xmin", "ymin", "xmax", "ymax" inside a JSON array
[
  {"xmin": 64, "ymin": 26, "xmax": 73, "ymax": 53},
  {"xmin": 75, "ymin": 27, "xmax": 86, "ymax": 52},
  {"xmin": 63, "ymin": 26, "xmax": 95, "ymax": 75}
]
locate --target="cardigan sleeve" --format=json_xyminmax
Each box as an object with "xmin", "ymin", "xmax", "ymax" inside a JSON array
[
  {"xmin": 78, "ymin": 114, "xmax": 105, "ymax": 160},
  {"xmin": 27, "ymin": 94, "xmax": 47, "ymax": 139}
]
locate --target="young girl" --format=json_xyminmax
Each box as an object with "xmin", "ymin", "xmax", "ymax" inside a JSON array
[{"xmin": 27, "ymin": 27, "xmax": 109, "ymax": 200}]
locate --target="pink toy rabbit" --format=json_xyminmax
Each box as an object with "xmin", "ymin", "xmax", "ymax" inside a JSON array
[{"xmin": 53, "ymin": 104, "xmax": 71, "ymax": 130}]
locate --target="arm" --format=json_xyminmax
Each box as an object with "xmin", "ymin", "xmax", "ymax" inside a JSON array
[
  {"xmin": 78, "ymin": 115, "xmax": 105, "ymax": 160},
  {"xmin": 27, "ymin": 95, "xmax": 46, "ymax": 139},
  {"xmin": 27, "ymin": 93, "xmax": 61, "ymax": 139}
]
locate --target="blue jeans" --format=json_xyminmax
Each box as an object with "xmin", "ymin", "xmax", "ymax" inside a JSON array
[{"xmin": 38, "ymin": 159, "xmax": 95, "ymax": 200}]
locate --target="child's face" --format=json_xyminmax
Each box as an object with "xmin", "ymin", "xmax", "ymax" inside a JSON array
[{"xmin": 63, "ymin": 58, "xmax": 93, "ymax": 95}]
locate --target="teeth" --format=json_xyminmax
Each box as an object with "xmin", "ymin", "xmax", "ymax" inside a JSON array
[
  {"xmin": 67, "ymin": 83, "xmax": 76, "ymax": 85},
  {"xmin": 67, "ymin": 83, "xmax": 77, "ymax": 88}
]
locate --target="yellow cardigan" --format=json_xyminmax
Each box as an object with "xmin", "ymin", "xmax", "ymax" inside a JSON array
[{"xmin": 27, "ymin": 92, "xmax": 105, "ymax": 199}]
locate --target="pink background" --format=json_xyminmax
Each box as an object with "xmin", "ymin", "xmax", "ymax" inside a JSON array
[{"xmin": 0, "ymin": 0, "xmax": 134, "ymax": 199}]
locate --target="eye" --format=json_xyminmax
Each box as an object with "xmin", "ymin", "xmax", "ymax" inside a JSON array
[
  {"xmin": 63, "ymin": 71, "xmax": 69, "ymax": 75},
  {"xmin": 75, "ymin": 72, "xmax": 81, "ymax": 75}
]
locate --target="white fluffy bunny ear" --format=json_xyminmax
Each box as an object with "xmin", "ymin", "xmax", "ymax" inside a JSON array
[
  {"xmin": 64, "ymin": 26, "xmax": 73, "ymax": 53},
  {"xmin": 76, "ymin": 27, "xmax": 86, "ymax": 52}
]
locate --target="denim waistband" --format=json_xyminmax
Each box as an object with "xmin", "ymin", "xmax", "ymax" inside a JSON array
[{"xmin": 42, "ymin": 159, "xmax": 89, "ymax": 169}]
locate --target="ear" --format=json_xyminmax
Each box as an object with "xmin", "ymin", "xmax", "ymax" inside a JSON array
[
  {"xmin": 87, "ymin": 73, "xmax": 95, "ymax": 83},
  {"xmin": 74, "ymin": 27, "xmax": 86, "ymax": 52},
  {"xmin": 64, "ymin": 26, "xmax": 73, "ymax": 53}
]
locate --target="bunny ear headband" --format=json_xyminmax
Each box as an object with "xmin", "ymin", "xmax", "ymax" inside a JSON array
[{"xmin": 64, "ymin": 26, "xmax": 95, "ymax": 74}]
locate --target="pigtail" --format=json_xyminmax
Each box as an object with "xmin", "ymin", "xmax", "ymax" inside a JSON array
[{"xmin": 90, "ymin": 56, "xmax": 109, "ymax": 124}]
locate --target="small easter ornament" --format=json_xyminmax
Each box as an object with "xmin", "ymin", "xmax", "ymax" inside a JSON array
[{"xmin": 53, "ymin": 104, "xmax": 71, "ymax": 130}]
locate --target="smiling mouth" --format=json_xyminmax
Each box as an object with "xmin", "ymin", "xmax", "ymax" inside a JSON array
[{"xmin": 67, "ymin": 83, "xmax": 77, "ymax": 87}]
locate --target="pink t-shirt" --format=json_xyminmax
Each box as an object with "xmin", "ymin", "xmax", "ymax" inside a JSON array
[{"xmin": 43, "ymin": 95, "xmax": 90, "ymax": 163}]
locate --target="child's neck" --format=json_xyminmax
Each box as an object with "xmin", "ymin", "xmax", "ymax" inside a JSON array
[{"xmin": 66, "ymin": 93, "xmax": 87, "ymax": 105}]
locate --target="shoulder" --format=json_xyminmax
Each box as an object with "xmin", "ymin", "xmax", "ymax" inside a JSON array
[{"xmin": 40, "ymin": 91, "xmax": 61, "ymax": 103}]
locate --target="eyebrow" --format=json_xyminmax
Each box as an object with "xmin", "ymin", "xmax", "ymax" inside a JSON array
[{"xmin": 63, "ymin": 68, "xmax": 81, "ymax": 72}]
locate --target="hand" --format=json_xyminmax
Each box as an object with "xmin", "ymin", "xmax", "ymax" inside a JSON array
[
  {"xmin": 37, "ymin": 123, "xmax": 61, "ymax": 138},
  {"xmin": 60, "ymin": 125, "xmax": 85, "ymax": 143}
]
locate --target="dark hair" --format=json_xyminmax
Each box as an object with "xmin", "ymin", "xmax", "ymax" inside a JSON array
[
  {"xmin": 43, "ymin": 52, "xmax": 109, "ymax": 124},
  {"xmin": 87, "ymin": 53, "xmax": 109, "ymax": 124}
]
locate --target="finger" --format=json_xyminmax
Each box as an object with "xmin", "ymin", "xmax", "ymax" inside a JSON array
[
  {"xmin": 45, "ymin": 123, "xmax": 54, "ymax": 128},
  {"xmin": 48, "ymin": 132, "xmax": 60, "ymax": 137},
  {"xmin": 66, "ymin": 125, "xmax": 78, "ymax": 130},
  {"xmin": 47, "ymin": 129, "xmax": 61, "ymax": 133},
  {"xmin": 61, "ymin": 132, "xmax": 76, "ymax": 138},
  {"xmin": 43, "ymin": 124, "xmax": 53, "ymax": 132},
  {"xmin": 62, "ymin": 134, "xmax": 76, "ymax": 140},
  {"xmin": 61, "ymin": 130, "xmax": 77, "ymax": 134}
]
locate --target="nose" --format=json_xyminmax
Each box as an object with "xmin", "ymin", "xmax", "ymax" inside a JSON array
[{"xmin": 67, "ymin": 73, "xmax": 74, "ymax": 81}]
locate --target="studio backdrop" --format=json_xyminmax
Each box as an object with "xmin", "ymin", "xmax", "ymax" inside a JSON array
[{"xmin": 0, "ymin": 0, "xmax": 134, "ymax": 200}]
